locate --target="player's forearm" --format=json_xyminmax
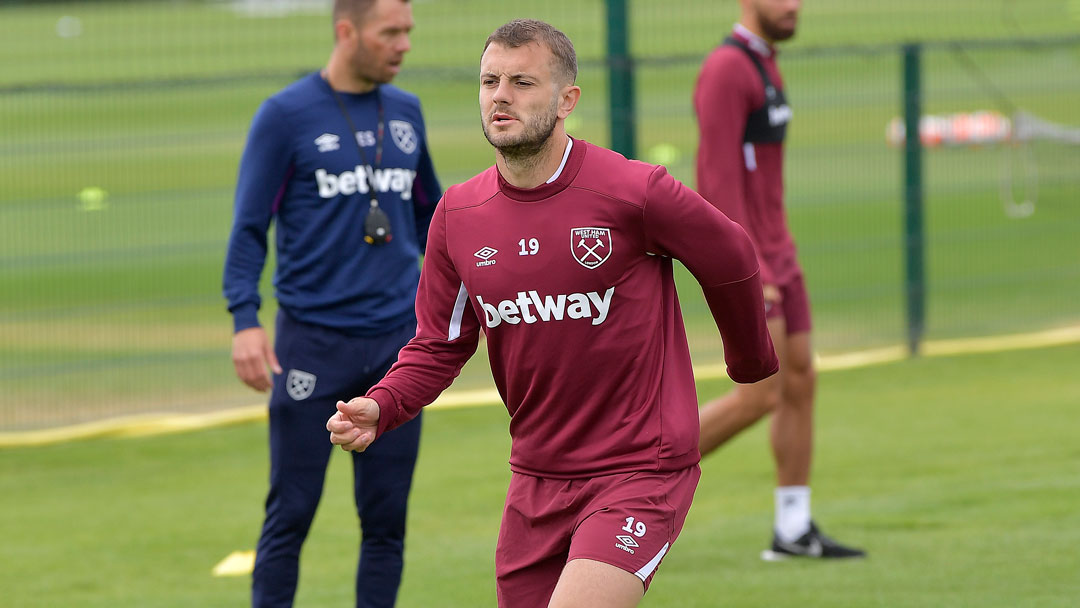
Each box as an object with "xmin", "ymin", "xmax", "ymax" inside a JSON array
[
  {"xmin": 701, "ymin": 272, "xmax": 778, "ymax": 383},
  {"xmin": 366, "ymin": 334, "xmax": 479, "ymax": 437}
]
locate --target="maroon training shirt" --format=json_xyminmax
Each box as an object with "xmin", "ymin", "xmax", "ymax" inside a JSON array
[
  {"xmin": 367, "ymin": 138, "xmax": 778, "ymax": 478},
  {"xmin": 694, "ymin": 26, "xmax": 799, "ymax": 286}
]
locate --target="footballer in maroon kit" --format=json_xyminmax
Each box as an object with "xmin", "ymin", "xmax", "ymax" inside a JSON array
[
  {"xmin": 330, "ymin": 19, "xmax": 778, "ymax": 607},
  {"xmin": 694, "ymin": 0, "xmax": 866, "ymax": 560}
]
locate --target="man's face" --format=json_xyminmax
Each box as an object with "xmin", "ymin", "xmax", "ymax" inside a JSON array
[
  {"xmin": 479, "ymin": 41, "xmax": 563, "ymax": 157},
  {"xmin": 751, "ymin": 0, "xmax": 801, "ymax": 42},
  {"xmin": 347, "ymin": 0, "xmax": 414, "ymax": 85}
]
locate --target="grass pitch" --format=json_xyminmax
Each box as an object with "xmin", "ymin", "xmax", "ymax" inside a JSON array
[
  {"xmin": 1, "ymin": 4, "xmax": 1078, "ymax": 605},
  {"xmin": 2, "ymin": 343, "xmax": 1079, "ymax": 607}
]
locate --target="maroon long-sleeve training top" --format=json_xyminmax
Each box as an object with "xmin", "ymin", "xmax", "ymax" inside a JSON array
[
  {"xmin": 694, "ymin": 26, "xmax": 799, "ymax": 286},
  {"xmin": 367, "ymin": 138, "xmax": 778, "ymax": 478}
]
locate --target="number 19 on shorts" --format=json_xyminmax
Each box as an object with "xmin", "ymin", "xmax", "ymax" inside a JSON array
[{"xmin": 623, "ymin": 516, "xmax": 646, "ymax": 538}]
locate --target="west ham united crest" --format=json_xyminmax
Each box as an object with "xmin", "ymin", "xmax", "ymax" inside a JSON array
[
  {"xmin": 286, "ymin": 369, "xmax": 317, "ymax": 401},
  {"xmin": 388, "ymin": 120, "xmax": 417, "ymax": 154},
  {"xmin": 571, "ymin": 227, "xmax": 612, "ymax": 269}
]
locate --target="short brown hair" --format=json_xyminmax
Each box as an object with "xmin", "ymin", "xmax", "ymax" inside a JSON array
[
  {"xmin": 483, "ymin": 19, "xmax": 578, "ymax": 85},
  {"xmin": 333, "ymin": 0, "xmax": 409, "ymax": 23}
]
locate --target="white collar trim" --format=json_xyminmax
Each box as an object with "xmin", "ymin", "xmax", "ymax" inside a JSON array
[
  {"xmin": 734, "ymin": 23, "xmax": 773, "ymax": 57},
  {"xmin": 546, "ymin": 137, "xmax": 573, "ymax": 184}
]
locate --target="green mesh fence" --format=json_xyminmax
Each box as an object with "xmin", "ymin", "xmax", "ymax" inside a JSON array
[{"xmin": 2, "ymin": 0, "xmax": 1079, "ymax": 430}]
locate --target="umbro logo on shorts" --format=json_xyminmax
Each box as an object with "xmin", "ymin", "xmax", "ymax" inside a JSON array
[
  {"xmin": 286, "ymin": 369, "xmax": 317, "ymax": 401},
  {"xmin": 615, "ymin": 535, "xmax": 637, "ymax": 554}
]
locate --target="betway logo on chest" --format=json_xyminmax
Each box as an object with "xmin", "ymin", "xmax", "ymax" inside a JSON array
[
  {"xmin": 477, "ymin": 287, "xmax": 614, "ymax": 328},
  {"xmin": 316, "ymin": 166, "xmax": 416, "ymax": 200}
]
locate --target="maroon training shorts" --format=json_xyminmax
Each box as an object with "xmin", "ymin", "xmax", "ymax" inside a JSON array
[
  {"xmin": 765, "ymin": 270, "xmax": 812, "ymax": 335},
  {"xmin": 494, "ymin": 465, "xmax": 700, "ymax": 607}
]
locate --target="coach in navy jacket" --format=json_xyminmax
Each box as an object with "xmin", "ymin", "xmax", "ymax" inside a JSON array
[{"xmin": 222, "ymin": 1, "xmax": 440, "ymax": 606}]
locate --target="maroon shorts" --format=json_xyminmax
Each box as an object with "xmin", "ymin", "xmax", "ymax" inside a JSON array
[
  {"xmin": 494, "ymin": 466, "xmax": 700, "ymax": 608},
  {"xmin": 765, "ymin": 270, "xmax": 812, "ymax": 335}
]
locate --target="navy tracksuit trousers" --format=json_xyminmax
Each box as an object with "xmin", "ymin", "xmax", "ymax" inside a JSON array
[{"xmin": 252, "ymin": 311, "xmax": 422, "ymax": 608}]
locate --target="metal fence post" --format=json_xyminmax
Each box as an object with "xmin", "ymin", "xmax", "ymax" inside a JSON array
[
  {"xmin": 605, "ymin": 0, "xmax": 636, "ymax": 158},
  {"xmin": 902, "ymin": 43, "xmax": 925, "ymax": 356}
]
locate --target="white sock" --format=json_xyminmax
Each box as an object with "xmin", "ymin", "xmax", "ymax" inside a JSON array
[{"xmin": 775, "ymin": 486, "xmax": 811, "ymax": 542}]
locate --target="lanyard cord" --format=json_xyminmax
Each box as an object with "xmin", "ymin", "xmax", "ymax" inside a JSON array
[{"xmin": 328, "ymin": 83, "xmax": 385, "ymax": 206}]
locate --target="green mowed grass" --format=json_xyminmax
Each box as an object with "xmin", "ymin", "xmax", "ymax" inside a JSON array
[{"xmin": 2, "ymin": 343, "xmax": 1078, "ymax": 607}]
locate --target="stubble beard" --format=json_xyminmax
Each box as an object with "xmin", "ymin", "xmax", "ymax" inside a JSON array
[
  {"xmin": 352, "ymin": 45, "xmax": 395, "ymax": 86},
  {"xmin": 759, "ymin": 14, "xmax": 797, "ymax": 42},
  {"xmin": 482, "ymin": 99, "xmax": 560, "ymax": 167}
]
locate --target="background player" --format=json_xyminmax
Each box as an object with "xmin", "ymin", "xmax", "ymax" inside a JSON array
[
  {"xmin": 328, "ymin": 19, "xmax": 778, "ymax": 608},
  {"xmin": 693, "ymin": 0, "xmax": 865, "ymax": 560},
  {"xmin": 222, "ymin": 0, "xmax": 441, "ymax": 605}
]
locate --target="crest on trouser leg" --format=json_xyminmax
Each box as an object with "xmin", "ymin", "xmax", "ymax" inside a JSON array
[{"xmin": 286, "ymin": 369, "xmax": 316, "ymax": 401}]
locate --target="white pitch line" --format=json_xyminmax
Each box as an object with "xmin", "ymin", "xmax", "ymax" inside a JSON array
[{"xmin": 1, "ymin": 325, "xmax": 1077, "ymax": 448}]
